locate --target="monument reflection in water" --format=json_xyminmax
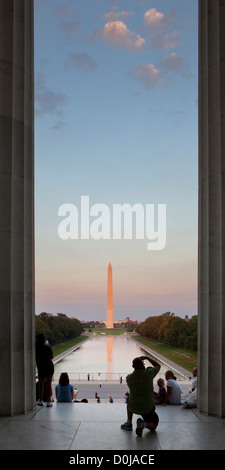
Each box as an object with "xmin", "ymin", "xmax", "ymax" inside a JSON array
[{"xmin": 53, "ymin": 336, "xmax": 174, "ymax": 382}]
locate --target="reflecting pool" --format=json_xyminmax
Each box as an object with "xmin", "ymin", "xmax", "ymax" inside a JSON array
[{"xmin": 53, "ymin": 335, "xmax": 185, "ymax": 382}]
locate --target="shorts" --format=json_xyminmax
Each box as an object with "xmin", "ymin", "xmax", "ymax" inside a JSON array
[
  {"xmin": 38, "ymin": 366, "xmax": 54, "ymax": 378},
  {"xmin": 142, "ymin": 407, "xmax": 159, "ymax": 427}
]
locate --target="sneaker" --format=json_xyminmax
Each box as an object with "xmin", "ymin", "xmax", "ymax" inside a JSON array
[
  {"xmin": 136, "ymin": 418, "xmax": 144, "ymax": 437},
  {"xmin": 121, "ymin": 421, "xmax": 132, "ymax": 431},
  {"xmin": 182, "ymin": 401, "xmax": 188, "ymax": 408},
  {"xmin": 36, "ymin": 399, "xmax": 43, "ymax": 406},
  {"xmin": 46, "ymin": 402, "xmax": 53, "ymax": 407}
]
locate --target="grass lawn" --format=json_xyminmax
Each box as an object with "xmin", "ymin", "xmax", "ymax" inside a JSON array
[
  {"xmin": 52, "ymin": 336, "xmax": 88, "ymax": 357},
  {"xmin": 134, "ymin": 336, "xmax": 197, "ymax": 372},
  {"xmin": 84, "ymin": 328, "xmax": 127, "ymax": 335}
]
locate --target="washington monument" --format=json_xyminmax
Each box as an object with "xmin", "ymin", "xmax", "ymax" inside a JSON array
[{"xmin": 106, "ymin": 263, "xmax": 113, "ymax": 328}]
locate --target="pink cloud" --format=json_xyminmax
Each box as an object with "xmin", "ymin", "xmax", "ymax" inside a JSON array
[
  {"xmin": 132, "ymin": 53, "xmax": 192, "ymax": 90},
  {"xmin": 158, "ymin": 52, "xmax": 187, "ymax": 73},
  {"xmin": 144, "ymin": 8, "xmax": 165, "ymax": 25},
  {"xmin": 68, "ymin": 52, "xmax": 98, "ymax": 72},
  {"xmin": 104, "ymin": 8, "xmax": 134, "ymax": 21},
  {"xmin": 143, "ymin": 7, "xmax": 180, "ymax": 51},
  {"xmin": 59, "ymin": 20, "xmax": 81, "ymax": 39},
  {"xmin": 102, "ymin": 21, "xmax": 145, "ymax": 51},
  {"xmin": 163, "ymin": 31, "xmax": 181, "ymax": 50},
  {"xmin": 134, "ymin": 64, "xmax": 162, "ymax": 88},
  {"xmin": 55, "ymin": 4, "xmax": 76, "ymax": 16},
  {"xmin": 35, "ymin": 74, "xmax": 69, "ymax": 116}
]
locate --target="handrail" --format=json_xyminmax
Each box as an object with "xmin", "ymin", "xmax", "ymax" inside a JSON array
[{"xmin": 52, "ymin": 371, "xmax": 191, "ymax": 382}]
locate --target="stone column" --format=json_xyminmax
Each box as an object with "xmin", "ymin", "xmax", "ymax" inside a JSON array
[
  {"xmin": 0, "ymin": 1, "xmax": 35, "ymax": 415},
  {"xmin": 198, "ymin": 0, "xmax": 225, "ymax": 417}
]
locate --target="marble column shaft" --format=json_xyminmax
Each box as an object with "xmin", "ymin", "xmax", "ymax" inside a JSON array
[
  {"xmin": 198, "ymin": 0, "xmax": 225, "ymax": 417},
  {"xmin": 0, "ymin": 0, "xmax": 35, "ymax": 415}
]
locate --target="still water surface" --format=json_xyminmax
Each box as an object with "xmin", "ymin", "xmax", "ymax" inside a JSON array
[{"xmin": 53, "ymin": 335, "xmax": 182, "ymax": 381}]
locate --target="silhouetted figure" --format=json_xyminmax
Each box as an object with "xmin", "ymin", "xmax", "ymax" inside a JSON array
[
  {"xmin": 36, "ymin": 333, "xmax": 54, "ymax": 407},
  {"xmin": 121, "ymin": 355, "xmax": 161, "ymax": 436}
]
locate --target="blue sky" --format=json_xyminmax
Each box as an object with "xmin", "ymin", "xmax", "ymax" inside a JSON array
[{"xmin": 34, "ymin": 0, "xmax": 198, "ymax": 322}]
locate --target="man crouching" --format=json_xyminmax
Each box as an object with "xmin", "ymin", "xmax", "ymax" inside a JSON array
[{"xmin": 121, "ymin": 355, "xmax": 161, "ymax": 437}]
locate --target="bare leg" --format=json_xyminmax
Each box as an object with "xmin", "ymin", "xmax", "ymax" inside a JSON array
[
  {"xmin": 127, "ymin": 406, "xmax": 133, "ymax": 422},
  {"xmin": 38, "ymin": 377, "xmax": 45, "ymax": 401},
  {"xmin": 46, "ymin": 374, "xmax": 53, "ymax": 402},
  {"xmin": 121, "ymin": 405, "xmax": 133, "ymax": 429}
]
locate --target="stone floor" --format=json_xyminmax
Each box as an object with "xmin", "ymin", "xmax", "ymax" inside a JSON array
[
  {"xmin": 0, "ymin": 401, "xmax": 225, "ymax": 451},
  {"xmin": 1, "ymin": 341, "xmax": 222, "ymax": 454}
]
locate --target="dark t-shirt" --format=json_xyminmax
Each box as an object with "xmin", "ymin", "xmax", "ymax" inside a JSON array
[{"xmin": 36, "ymin": 343, "xmax": 54, "ymax": 377}]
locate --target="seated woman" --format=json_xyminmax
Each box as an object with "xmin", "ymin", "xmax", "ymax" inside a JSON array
[
  {"xmin": 162, "ymin": 370, "xmax": 183, "ymax": 405},
  {"xmin": 55, "ymin": 373, "xmax": 74, "ymax": 402}
]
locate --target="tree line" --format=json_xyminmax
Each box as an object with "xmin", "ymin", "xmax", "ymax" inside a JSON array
[
  {"xmin": 137, "ymin": 312, "xmax": 197, "ymax": 350},
  {"xmin": 35, "ymin": 312, "xmax": 83, "ymax": 345}
]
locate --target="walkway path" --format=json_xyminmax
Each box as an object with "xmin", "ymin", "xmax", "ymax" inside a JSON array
[{"xmin": 51, "ymin": 380, "xmax": 190, "ymax": 403}]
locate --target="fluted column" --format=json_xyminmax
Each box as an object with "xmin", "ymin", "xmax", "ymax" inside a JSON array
[
  {"xmin": 0, "ymin": 0, "xmax": 35, "ymax": 415},
  {"xmin": 198, "ymin": 0, "xmax": 225, "ymax": 417}
]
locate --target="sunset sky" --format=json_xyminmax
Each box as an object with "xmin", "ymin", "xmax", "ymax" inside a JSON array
[{"xmin": 34, "ymin": 0, "xmax": 198, "ymax": 322}]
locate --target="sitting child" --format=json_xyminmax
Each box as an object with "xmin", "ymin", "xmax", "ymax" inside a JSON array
[{"xmin": 154, "ymin": 378, "xmax": 166, "ymax": 404}]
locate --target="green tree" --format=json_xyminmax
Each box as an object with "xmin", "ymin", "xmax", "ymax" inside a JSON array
[
  {"xmin": 165, "ymin": 317, "xmax": 188, "ymax": 347},
  {"xmin": 137, "ymin": 312, "xmax": 197, "ymax": 351},
  {"xmin": 35, "ymin": 312, "xmax": 83, "ymax": 345}
]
